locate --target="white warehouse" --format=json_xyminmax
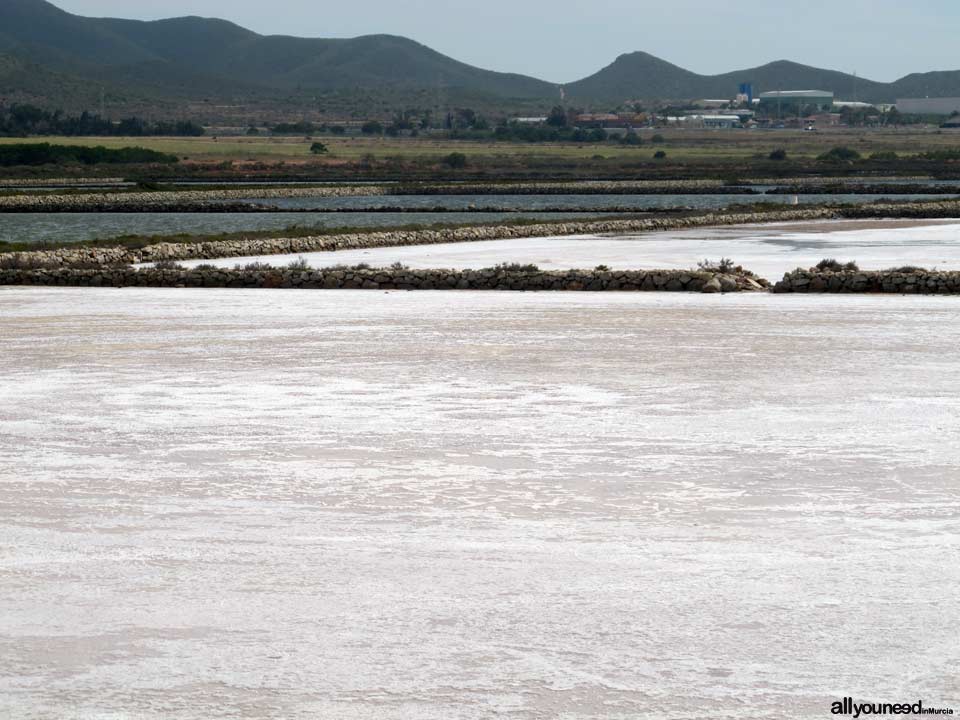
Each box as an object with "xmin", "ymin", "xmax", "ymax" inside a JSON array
[{"xmin": 896, "ymin": 98, "xmax": 960, "ymax": 115}]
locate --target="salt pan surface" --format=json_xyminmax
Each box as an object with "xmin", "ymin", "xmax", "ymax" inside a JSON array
[
  {"xmin": 1, "ymin": 288, "xmax": 958, "ymax": 718},
  {"xmin": 168, "ymin": 219, "xmax": 960, "ymax": 279}
]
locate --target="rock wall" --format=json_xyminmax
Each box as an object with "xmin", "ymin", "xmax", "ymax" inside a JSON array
[
  {"xmin": 773, "ymin": 268, "xmax": 960, "ymax": 294},
  {"xmin": 0, "ymin": 186, "xmax": 388, "ymax": 211},
  {"xmin": 0, "ymin": 266, "xmax": 764, "ymax": 293}
]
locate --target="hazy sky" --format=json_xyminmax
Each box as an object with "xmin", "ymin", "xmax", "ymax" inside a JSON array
[{"xmin": 53, "ymin": 0, "xmax": 957, "ymax": 84}]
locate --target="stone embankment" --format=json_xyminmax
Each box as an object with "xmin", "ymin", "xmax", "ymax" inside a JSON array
[
  {"xmin": 0, "ymin": 177, "xmax": 127, "ymax": 187},
  {"xmin": 740, "ymin": 175, "xmax": 935, "ymax": 186},
  {"xmin": 0, "ymin": 179, "xmax": 752, "ymax": 211},
  {"xmin": 0, "ymin": 264, "xmax": 765, "ymax": 293},
  {"xmin": 398, "ymin": 181, "xmax": 751, "ymax": 195},
  {"xmin": 0, "ymin": 186, "xmax": 388, "ymax": 211},
  {"xmin": 773, "ymin": 268, "xmax": 960, "ymax": 294},
  {"xmin": 768, "ymin": 184, "xmax": 960, "ymax": 195}
]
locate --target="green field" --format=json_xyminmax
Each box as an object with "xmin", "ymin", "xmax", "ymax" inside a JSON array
[{"xmin": 1, "ymin": 128, "xmax": 957, "ymax": 165}]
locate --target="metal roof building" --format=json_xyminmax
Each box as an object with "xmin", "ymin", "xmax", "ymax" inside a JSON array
[
  {"xmin": 758, "ymin": 90, "xmax": 835, "ymax": 115},
  {"xmin": 896, "ymin": 98, "xmax": 960, "ymax": 116}
]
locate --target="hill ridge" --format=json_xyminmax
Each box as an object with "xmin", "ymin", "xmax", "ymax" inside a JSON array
[{"xmin": 1, "ymin": 0, "xmax": 959, "ymax": 113}]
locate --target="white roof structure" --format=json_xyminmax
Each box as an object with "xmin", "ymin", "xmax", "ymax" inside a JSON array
[
  {"xmin": 896, "ymin": 98, "xmax": 960, "ymax": 115},
  {"xmin": 759, "ymin": 90, "xmax": 834, "ymax": 98}
]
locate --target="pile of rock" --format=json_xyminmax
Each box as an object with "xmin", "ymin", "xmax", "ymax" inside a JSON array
[
  {"xmin": 0, "ymin": 185, "xmax": 388, "ymax": 211},
  {"xmin": 0, "ymin": 177, "xmax": 127, "ymax": 187},
  {"xmin": 0, "ymin": 264, "xmax": 767, "ymax": 293},
  {"xmin": 773, "ymin": 267, "xmax": 960, "ymax": 294},
  {"xmin": 401, "ymin": 180, "xmax": 748, "ymax": 195}
]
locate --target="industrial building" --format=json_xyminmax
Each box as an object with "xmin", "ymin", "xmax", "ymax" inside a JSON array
[
  {"xmin": 758, "ymin": 90, "xmax": 835, "ymax": 116},
  {"xmin": 700, "ymin": 115, "xmax": 742, "ymax": 129},
  {"xmin": 896, "ymin": 98, "xmax": 960, "ymax": 116}
]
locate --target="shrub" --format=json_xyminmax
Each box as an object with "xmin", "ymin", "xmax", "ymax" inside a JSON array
[
  {"xmin": 818, "ymin": 146, "xmax": 861, "ymax": 163},
  {"xmin": 620, "ymin": 132, "xmax": 642, "ymax": 146},
  {"xmin": 653, "ymin": 150, "xmax": 667, "ymax": 159},
  {"xmin": 816, "ymin": 259, "xmax": 859, "ymax": 272},
  {"xmin": 0, "ymin": 143, "xmax": 177, "ymax": 166},
  {"xmin": 153, "ymin": 259, "xmax": 183, "ymax": 270},
  {"xmin": 309, "ymin": 142, "xmax": 328, "ymax": 155},
  {"xmin": 490, "ymin": 262, "xmax": 540, "ymax": 272},
  {"xmin": 886, "ymin": 265, "xmax": 927, "ymax": 273},
  {"xmin": 389, "ymin": 261, "xmax": 409, "ymax": 271},
  {"xmin": 443, "ymin": 152, "xmax": 468, "ymax": 169},
  {"xmin": 287, "ymin": 257, "xmax": 309, "ymax": 270},
  {"xmin": 768, "ymin": 148, "xmax": 788, "ymax": 161},
  {"xmin": 271, "ymin": 121, "xmax": 315, "ymax": 135},
  {"xmin": 594, "ymin": 264, "xmax": 611, "ymax": 272},
  {"xmin": 918, "ymin": 149, "xmax": 960, "ymax": 161},
  {"xmin": 360, "ymin": 121, "xmax": 383, "ymax": 135},
  {"xmin": 651, "ymin": 134, "xmax": 665, "ymax": 144},
  {"xmin": 698, "ymin": 258, "xmax": 735, "ymax": 273},
  {"xmin": 322, "ymin": 263, "xmax": 373, "ymax": 271},
  {"xmin": 869, "ymin": 150, "xmax": 898, "ymax": 161},
  {"xmin": 234, "ymin": 261, "xmax": 274, "ymax": 271}
]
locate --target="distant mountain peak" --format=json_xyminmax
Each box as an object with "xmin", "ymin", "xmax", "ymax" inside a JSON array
[{"xmin": 2, "ymin": 0, "xmax": 959, "ymax": 113}]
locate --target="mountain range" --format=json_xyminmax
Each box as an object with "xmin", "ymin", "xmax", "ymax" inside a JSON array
[{"xmin": 2, "ymin": 0, "xmax": 959, "ymax": 118}]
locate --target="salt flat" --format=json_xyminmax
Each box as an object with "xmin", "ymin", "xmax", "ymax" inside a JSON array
[
  {"xmin": 170, "ymin": 219, "xmax": 960, "ymax": 279},
  {"xmin": 1, "ymin": 287, "xmax": 958, "ymax": 719}
]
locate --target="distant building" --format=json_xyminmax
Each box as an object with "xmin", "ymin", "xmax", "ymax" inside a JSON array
[
  {"xmin": 896, "ymin": 98, "xmax": 960, "ymax": 116},
  {"xmin": 694, "ymin": 99, "xmax": 731, "ymax": 108},
  {"xmin": 575, "ymin": 113, "xmax": 646, "ymax": 129},
  {"xmin": 700, "ymin": 115, "xmax": 742, "ymax": 129},
  {"xmin": 660, "ymin": 115, "xmax": 742, "ymax": 129},
  {"xmin": 807, "ymin": 113, "xmax": 844, "ymax": 127},
  {"xmin": 574, "ymin": 113, "xmax": 620, "ymax": 127},
  {"xmin": 833, "ymin": 101, "xmax": 876, "ymax": 110},
  {"xmin": 758, "ymin": 90, "xmax": 835, "ymax": 115}
]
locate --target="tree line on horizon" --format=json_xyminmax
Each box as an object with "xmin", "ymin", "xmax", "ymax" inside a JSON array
[{"xmin": 0, "ymin": 105, "xmax": 205, "ymax": 138}]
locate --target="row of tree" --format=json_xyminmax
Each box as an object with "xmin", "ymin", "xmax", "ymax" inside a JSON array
[
  {"xmin": 0, "ymin": 105, "xmax": 205, "ymax": 137},
  {"xmin": 0, "ymin": 143, "xmax": 178, "ymax": 166}
]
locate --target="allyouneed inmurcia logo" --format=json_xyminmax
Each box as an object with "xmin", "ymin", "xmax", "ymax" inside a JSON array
[{"xmin": 832, "ymin": 698, "xmax": 955, "ymax": 717}]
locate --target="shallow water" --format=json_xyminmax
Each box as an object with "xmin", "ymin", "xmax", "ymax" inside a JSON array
[
  {"xmin": 0, "ymin": 210, "xmax": 609, "ymax": 246},
  {"xmin": 1, "ymin": 288, "xmax": 958, "ymax": 719},
  {"xmin": 5, "ymin": 193, "xmax": 959, "ymax": 246}
]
